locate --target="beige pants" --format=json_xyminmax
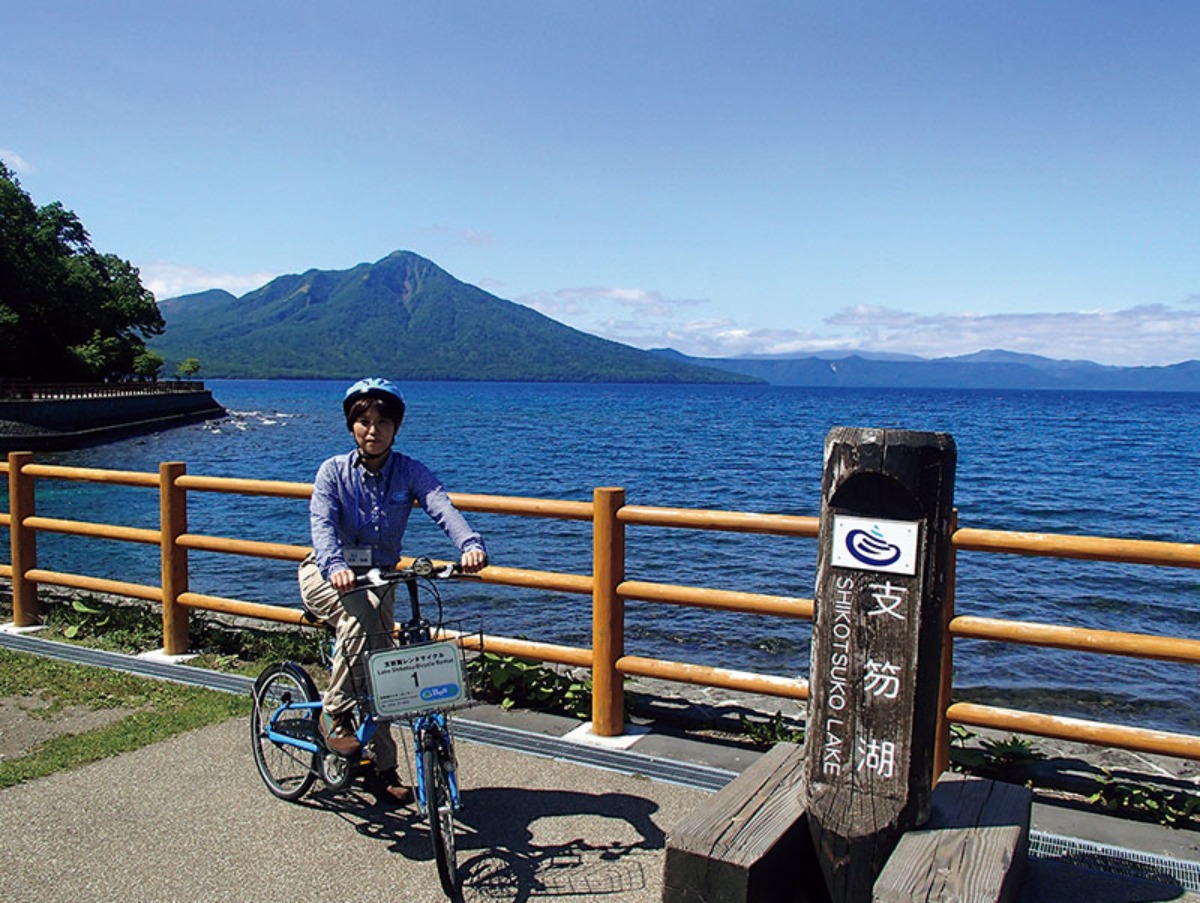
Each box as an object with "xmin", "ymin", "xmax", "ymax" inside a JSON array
[{"xmin": 297, "ymin": 555, "xmax": 399, "ymax": 772}]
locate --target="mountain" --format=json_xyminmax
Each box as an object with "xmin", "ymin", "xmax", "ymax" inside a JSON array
[
  {"xmin": 151, "ymin": 252, "xmax": 1197, "ymax": 390},
  {"xmin": 651, "ymin": 348, "xmax": 1200, "ymax": 392},
  {"xmin": 151, "ymin": 252, "xmax": 757, "ymax": 384}
]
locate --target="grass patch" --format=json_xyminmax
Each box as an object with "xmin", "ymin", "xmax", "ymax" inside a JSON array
[
  {"xmin": 0, "ymin": 589, "xmax": 326, "ymax": 679},
  {"xmin": 0, "ymin": 648, "xmax": 250, "ymax": 789},
  {"xmin": 55, "ymin": 595, "xmax": 318, "ymax": 662}
]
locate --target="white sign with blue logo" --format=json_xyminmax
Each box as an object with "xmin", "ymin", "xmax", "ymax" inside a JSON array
[
  {"xmin": 367, "ymin": 640, "xmax": 467, "ymax": 718},
  {"xmin": 831, "ymin": 515, "xmax": 921, "ymax": 576}
]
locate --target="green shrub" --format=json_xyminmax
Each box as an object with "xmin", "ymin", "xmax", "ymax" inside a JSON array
[
  {"xmin": 738, "ymin": 710, "xmax": 805, "ymax": 748},
  {"xmin": 466, "ymin": 652, "xmax": 593, "ymax": 719},
  {"xmin": 1088, "ymin": 769, "xmax": 1200, "ymax": 828}
]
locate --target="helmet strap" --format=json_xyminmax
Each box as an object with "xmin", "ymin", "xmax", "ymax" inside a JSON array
[{"xmin": 355, "ymin": 441, "xmax": 393, "ymax": 468}]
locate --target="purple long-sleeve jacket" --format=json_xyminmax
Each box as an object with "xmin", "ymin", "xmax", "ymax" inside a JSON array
[{"xmin": 309, "ymin": 449, "xmax": 486, "ymax": 581}]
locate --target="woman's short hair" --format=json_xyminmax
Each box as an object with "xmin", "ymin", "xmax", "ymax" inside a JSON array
[{"xmin": 346, "ymin": 395, "xmax": 404, "ymax": 430}]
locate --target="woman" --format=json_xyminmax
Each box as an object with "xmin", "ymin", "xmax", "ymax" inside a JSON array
[{"xmin": 298, "ymin": 378, "xmax": 487, "ymax": 804}]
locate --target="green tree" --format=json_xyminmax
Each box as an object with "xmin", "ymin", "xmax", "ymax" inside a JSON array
[
  {"xmin": 176, "ymin": 357, "xmax": 202, "ymax": 378},
  {"xmin": 133, "ymin": 349, "xmax": 165, "ymax": 379},
  {"xmin": 0, "ymin": 163, "xmax": 164, "ymax": 381}
]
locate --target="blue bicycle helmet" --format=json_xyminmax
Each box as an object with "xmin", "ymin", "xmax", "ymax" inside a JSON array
[{"xmin": 342, "ymin": 377, "xmax": 406, "ymax": 428}]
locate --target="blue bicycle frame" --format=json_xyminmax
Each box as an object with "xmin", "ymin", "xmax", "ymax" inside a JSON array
[{"xmin": 412, "ymin": 712, "xmax": 461, "ymax": 813}]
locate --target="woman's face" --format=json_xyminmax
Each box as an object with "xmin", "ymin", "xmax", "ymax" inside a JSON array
[{"xmin": 352, "ymin": 402, "xmax": 397, "ymax": 458}]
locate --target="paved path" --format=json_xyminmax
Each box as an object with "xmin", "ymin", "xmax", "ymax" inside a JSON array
[
  {"xmin": 0, "ymin": 718, "xmax": 706, "ymax": 902},
  {"xmin": 6, "ymin": 715, "xmax": 1200, "ymax": 902},
  {"xmin": 2, "ymin": 627, "xmax": 1199, "ymax": 902}
]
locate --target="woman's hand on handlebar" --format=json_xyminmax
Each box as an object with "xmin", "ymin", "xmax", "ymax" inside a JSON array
[
  {"xmin": 460, "ymin": 548, "xmax": 487, "ymax": 574},
  {"xmin": 338, "ymin": 553, "xmax": 485, "ymax": 591},
  {"xmin": 330, "ymin": 566, "xmax": 357, "ymax": 593}
]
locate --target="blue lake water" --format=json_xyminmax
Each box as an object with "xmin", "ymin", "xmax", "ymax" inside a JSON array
[{"xmin": 10, "ymin": 380, "xmax": 1200, "ymax": 734}]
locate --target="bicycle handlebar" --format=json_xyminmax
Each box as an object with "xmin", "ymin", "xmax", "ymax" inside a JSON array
[{"xmin": 352, "ymin": 557, "xmax": 467, "ymax": 590}]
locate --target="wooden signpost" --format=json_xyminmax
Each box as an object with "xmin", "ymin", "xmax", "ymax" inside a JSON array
[
  {"xmin": 803, "ymin": 427, "xmax": 957, "ymax": 902},
  {"xmin": 666, "ymin": 426, "xmax": 1027, "ymax": 903}
]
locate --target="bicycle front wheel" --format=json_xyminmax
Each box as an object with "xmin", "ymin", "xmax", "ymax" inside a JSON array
[
  {"xmin": 250, "ymin": 662, "xmax": 319, "ymax": 802},
  {"xmin": 421, "ymin": 728, "xmax": 459, "ymax": 898}
]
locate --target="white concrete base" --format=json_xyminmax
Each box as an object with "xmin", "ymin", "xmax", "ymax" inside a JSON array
[
  {"xmin": 561, "ymin": 721, "xmax": 651, "ymax": 750},
  {"xmin": 0, "ymin": 621, "xmax": 47, "ymax": 635},
  {"xmin": 137, "ymin": 648, "xmax": 199, "ymax": 664}
]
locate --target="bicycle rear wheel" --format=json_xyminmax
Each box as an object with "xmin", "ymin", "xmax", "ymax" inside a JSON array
[
  {"xmin": 421, "ymin": 728, "xmax": 459, "ymax": 898},
  {"xmin": 251, "ymin": 662, "xmax": 319, "ymax": 801}
]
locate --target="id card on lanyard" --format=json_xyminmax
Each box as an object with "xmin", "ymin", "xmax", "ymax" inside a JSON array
[
  {"xmin": 350, "ymin": 458, "xmax": 395, "ymax": 569},
  {"xmin": 344, "ymin": 546, "xmax": 373, "ymax": 568}
]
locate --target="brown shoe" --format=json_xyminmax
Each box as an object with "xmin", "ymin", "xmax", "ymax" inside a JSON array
[
  {"xmin": 324, "ymin": 713, "xmax": 361, "ymax": 757},
  {"xmin": 373, "ymin": 768, "xmax": 414, "ymax": 806}
]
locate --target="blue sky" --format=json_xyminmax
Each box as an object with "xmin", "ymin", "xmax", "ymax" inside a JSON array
[{"xmin": 4, "ymin": 2, "xmax": 1198, "ymax": 365}]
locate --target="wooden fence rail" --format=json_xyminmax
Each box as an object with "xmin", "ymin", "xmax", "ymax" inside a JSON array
[{"xmin": 2, "ymin": 451, "xmax": 1199, "ymax": 761}]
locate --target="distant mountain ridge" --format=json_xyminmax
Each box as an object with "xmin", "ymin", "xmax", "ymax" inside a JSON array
[
  {"xmin": 152, "ymin": 250, "xmax": 1197, "ymax": 390},
  {"xmin": 151, "ymin": 252, "xmax": 755, "ymax": 383},
  {"xmin": 651, "ymin": 348, "xmax": 1200, "ymax": 392}
]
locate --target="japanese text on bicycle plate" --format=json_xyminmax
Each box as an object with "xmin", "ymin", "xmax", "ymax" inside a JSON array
[{"xmin": 368, "ymin": 642, "xmax": 466, "ymax": 716}]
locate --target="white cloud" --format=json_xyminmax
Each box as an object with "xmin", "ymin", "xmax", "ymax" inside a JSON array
[
  {"xmin": 517, "ymin": 290, "xmax": 589, "ymax": 318},
  {"xmin": 138, "ymin": 262, "xmax": 277, "ymax": 300},
  {"xmin": 810, "ymin": 304, "xmax": 1200, "ymax": 365},
  {"xmin": 517, "ymin": 285, "xmax": 1200, "ymax": 366},
  {"xmin": 0, "ymin": 148, "xmax": 33, "ymax": 174},
  {"xmin": 518, "ymin": 286, "xmax": 708, "ymax": 319}
]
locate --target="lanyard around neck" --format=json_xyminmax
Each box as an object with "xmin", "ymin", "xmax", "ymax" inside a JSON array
[{"xmin": 352, "ymin": 456, "xmax": 395, "ymax": 537}]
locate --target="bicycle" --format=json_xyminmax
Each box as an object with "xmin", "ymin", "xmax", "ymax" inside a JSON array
[{"xmin": 249, "ymin": 557, "xmax": 475, "ymax": 899}]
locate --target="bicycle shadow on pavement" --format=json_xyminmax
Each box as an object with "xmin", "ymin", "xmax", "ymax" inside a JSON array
[
  {"xmin": 452, "ymin": 785, "xmax": 667, "ymax": 901},
  {"xmin": 302, "ymin": 782, "xmax": 669, "ymax": 900},
  {"xmin": 299, "ymin": 784, "xmax": 440, "ymax": 864}
]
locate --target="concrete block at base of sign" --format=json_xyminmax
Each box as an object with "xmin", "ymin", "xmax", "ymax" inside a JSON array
[
  {"xmin": 663, "ymin": 741, "xmax": 827, "ymax": 903},
  {"xmin": 873, "ymin": 772, "xmax": 1031, "ymax": 903}
]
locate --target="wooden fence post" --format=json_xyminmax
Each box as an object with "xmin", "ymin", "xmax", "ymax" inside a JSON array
[
  {"xmin": 592, "ymin": 486, "xmax": 626, "ymax": 736},
  {"xmin": 933, "ymin": 509, "xmax": 959, "ymax": 779},
  {"xmin": 804, "ymin": 427, "xmax": 957, "ymax": 902},
  {"xmin": 8, "ymin": 451, "xmax": 38, "ymax": 627},
  {"xmin": 160, "ymin": 461, "xmax": 189, "ymax": 655}
]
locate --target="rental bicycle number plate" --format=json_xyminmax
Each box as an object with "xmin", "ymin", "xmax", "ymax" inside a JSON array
[{"xmin": 367, "ymin": 641, "xmax": 467, "ymax": 718}]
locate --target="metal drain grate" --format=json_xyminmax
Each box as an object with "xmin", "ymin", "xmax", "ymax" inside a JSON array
[{"xmin": 1030, "ymin": 830, "xmax": 1200, "ymax": 893}]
